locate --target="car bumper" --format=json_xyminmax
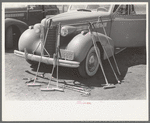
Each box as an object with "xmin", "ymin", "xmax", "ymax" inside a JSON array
[{"xmin": 14, "ymin": 50, "xmax": 80, "ymax": 68}]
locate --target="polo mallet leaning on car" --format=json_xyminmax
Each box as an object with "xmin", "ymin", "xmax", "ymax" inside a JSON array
[
  {"xmin": 98, "ymin": 16, "xmax": 121, "ymax": 77},
  {"xmin": 41, "ymin": 22, "xmax": 64, "ymax": 92},
  {"xmin": 88, "ymin": 22, "xmax": 116, "ymax": 89},
  {"xmin": 23, "ymin": 21, "xmax": 90, "ymax": 94},
  {"xmin": 91, "ymin": 19, "xmax": 121, "ymax": 84},
  {"xmin": 40, "ymin": 23, "xmax": 90, "ymax": 95},
  {"xmin": 25, "ymin": 19, "xmax": 53, "ymax": 86}
]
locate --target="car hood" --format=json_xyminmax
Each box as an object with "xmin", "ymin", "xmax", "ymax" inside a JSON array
[{"xmin": 42, "ymin": 10, "xmax": 110, "ymax": 26}]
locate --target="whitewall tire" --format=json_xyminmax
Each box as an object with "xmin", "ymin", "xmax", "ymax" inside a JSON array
[{"xmin": 78, "ymin": 46, "xmax": 101, "ymax": 78}]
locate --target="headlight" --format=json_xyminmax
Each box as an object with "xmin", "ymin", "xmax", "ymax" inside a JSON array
[
  {"xmin": 34, "ymin": 24, "xmax": 41, "ymax": 34},
  {"xmin": 35, "ymin": 28, "xmax": 40, "ymax": 33},
  {"xmin": 61, "ymin": 26, "xmax": 77, "ymax": 37},
  {"xmin": 61, "ymin": 27, "xmax": 68, "ymax": 37}
]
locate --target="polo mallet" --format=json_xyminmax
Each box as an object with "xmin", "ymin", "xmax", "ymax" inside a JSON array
[
  {"xmin": 41, "ymin": 22, "xmax": 64, "ymax": 92},
  {"xmin": 40, "ymin": 54, "xmax": 63, "ymax": 91},
  {"xmin": 64, "ymin": 84, "xmax": 90, "ymax": 95},
  {"xmin": 92, "ymin": 22, "xmax": 121, "ymax": 84},
  {"xmin": 27, "ymin": 19, "xmax": 52, "ymax": 86},
  {"xmin": 88, "ymin": 23, "xmax": 115, "ymax": 89},
  {"xmin": 24, "ymin": 48, "xmax": 41, "ymax": 86},
  {"xmin": 98, "ymin": 16, "xmax": 121, "ymax": 77},
  {"xmin": 62, "ymin": 81, "xmax": 91, "ymax": 95}
]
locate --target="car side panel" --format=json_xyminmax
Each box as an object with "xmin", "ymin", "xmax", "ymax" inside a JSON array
[
  {"xmin": 94, "ymin": 16, "xmax": 112, "ymax": 37},
  {"xmin": 27, "ymin": 5, "xmax": 44, "ymax": 26},
  {"xmin": 110, "ymin": 14, "xmax": 146, "ymax": 47}
]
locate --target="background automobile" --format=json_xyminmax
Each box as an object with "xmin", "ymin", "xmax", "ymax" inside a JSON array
[
  {"xmin": 57, "ymin": 5, "xmax": 69, "ymax": 13},
  {"xmin": 5, "ymin": 4, "xmax": 59, "ymax": 50}
]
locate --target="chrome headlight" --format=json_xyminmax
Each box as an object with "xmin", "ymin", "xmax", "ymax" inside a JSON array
[
  {"xmin": 61, "ymin": 26, "xmax": 77, "ymax": 37},
  {"xmin": 34, "ymin": 24, "xmax": 41, "ymax": 34},
  {"xmin": 35, "ymin": 28, "xmax": 41, "ymax": 33},
  {"xmin": 61, "ymin": 27, "xmax": 68, "ymax": 37}
]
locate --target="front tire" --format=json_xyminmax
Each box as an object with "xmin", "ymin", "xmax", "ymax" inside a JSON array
[
  {"xmin": 5, "ymin": 26, "xmax": 21, "ymax": 50},
  {"xmin": 5, "ymin": 26, "xmax": 13, "ymax": 49},
  {"xmin": 78, "ymin": 46, "xmax": 101, "ymax": 78}
]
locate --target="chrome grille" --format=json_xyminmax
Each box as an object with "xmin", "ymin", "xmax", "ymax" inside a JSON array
[{"xmin": 44, "ymin": 26, "xmax": 57, "ymax": 57}]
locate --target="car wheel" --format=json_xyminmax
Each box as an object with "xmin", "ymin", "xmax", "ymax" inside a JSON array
[
  {"xmin": 78, "ymin": 46, "xmax": 100, "ymax": 78},
  {"xmin": 5, "ymin": 26, "xmax": 13, "ymax": 49}
]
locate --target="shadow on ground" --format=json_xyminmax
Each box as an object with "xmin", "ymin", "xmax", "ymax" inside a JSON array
[{"xmin": 29, "ymin": 47, "xmax": 146, "ymax": 89}]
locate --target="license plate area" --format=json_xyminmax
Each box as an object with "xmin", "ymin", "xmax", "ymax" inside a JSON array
[{"xmin": 59, "ymin": 49, "xmax": 74, "ymax": 60}]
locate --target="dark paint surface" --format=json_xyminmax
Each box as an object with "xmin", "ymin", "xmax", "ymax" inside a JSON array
[{"xmin": 5, "ymin": 5, "xmax": 59, "ymax": 26}]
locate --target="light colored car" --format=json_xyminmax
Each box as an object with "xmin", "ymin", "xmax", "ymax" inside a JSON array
[{"xmin": 14, "ymin": 4, "xmax": 146, "ymax": 78}]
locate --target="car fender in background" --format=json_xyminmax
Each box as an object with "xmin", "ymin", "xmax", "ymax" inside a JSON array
[{"xmin": 5, "ymin": 4, "xmax": 60, "ymax": 50}]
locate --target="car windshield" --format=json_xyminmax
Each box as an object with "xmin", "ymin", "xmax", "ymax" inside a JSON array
[{"xmin": 69, "ymin": 5, "xmax": 111, "ymax": 12}]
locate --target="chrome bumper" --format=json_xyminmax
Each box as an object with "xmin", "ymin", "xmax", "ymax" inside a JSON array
[{"xmin": 14, "ymin": 50, "xmax": 80, "ymax": 68}]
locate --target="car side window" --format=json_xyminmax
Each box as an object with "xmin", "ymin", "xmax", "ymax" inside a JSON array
[
  {"xmin": 116, "ymin": 5, "xmax": 129, "ymax": 15},
  {"xmin": 129, "ymin": 5, "xmax": 136, "ymax": 14},
  {"xmin": 113, "ymin": 5, "xmax": 119, "ymax": 13},
  {"xmin": 132, "ymin": 4, "xmax": 146, "ymax": 15}
]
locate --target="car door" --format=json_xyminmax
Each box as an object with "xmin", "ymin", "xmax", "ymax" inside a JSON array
[
  {"xmin": 110, "ymin": 4, "xmax": 146, "ymax": 47},
  {"xmin": 27, "ymin": 5, "xmax": 45, "ymax": 26}
]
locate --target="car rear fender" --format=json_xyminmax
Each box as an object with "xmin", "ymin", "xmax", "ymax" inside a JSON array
[
  {"xmin": 5, "ymin": 18, "xmax": 28, "ymax": 33},
  {"xmin": 66, "ymin": 32, "xmax": 114, "ymax": 62}
]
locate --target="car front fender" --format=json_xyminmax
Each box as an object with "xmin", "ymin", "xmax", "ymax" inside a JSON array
[
  {"xmin": 18, "ymin": 28, "xmax": 42, "ymax": 55},
  {"xmin": 66, "ymin": 32, "xmax": 114, "ymax": 62}
]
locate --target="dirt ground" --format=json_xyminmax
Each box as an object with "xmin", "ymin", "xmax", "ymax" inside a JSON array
[{"xmin": 4, "ymin": 47, "xmax": 147, "ymax": 100}]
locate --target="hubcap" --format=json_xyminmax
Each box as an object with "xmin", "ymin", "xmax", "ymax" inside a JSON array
[
  {"xmin": 85, "ymin": 46, "xmax": 100, "ymax": 77},
  {"xmin": 88, "ymin": 52, "xmax": 98, "ymax": 72}
]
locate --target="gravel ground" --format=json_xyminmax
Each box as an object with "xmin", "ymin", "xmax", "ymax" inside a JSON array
[{"xmin": 4, "ymin": 47, "xmax": 147, "ymax": 100}]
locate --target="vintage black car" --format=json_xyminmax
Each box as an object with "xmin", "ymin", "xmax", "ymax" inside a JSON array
[{"xmin": 5, "ymin": 4, "xmax": 59, "ymax": 49}]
